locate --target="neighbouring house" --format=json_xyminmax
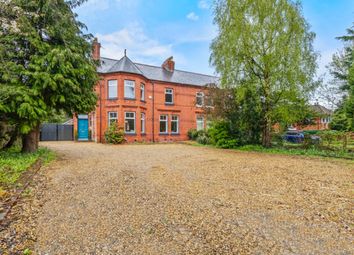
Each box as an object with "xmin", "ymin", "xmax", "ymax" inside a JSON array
[
  {"xmin": 74, "ymin": 38, "xmax": 218, "ymax": 142},
  {"xmin": 297, "ymin": 103, "xmax": 333, "ymax": 131}
]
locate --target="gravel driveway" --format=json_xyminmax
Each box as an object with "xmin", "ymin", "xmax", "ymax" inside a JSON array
[{"xmin": 36, "ymin": 142, "xmax": 353, "ymax": 254}]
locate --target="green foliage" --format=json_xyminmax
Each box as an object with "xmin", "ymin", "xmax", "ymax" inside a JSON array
[
  {"xmin": 196, "ymin": 131, "xmax": 210, "ymax": 145},
  {"xmin": 0, "ymin": 0, "xmax": 98, "ymax": 151},
  {"xmin": 0, "ymin": 146, "xmax": 54, "ymax": 192},
  {"xmin": 208, "ymin": 121, "xmax": 238, "ymax": 148},
  {"xmin": 187, "ymin": 129, "xmax": 199, "ymax": 140},
  {"xmin": 104, "ymin": 124, "xmax": 125, "ymax": 144},
  {"xmin": 328, "ymin": 25, "xmax": 354, "ymax": 131},
  {"xmin": 210, "ymin": 0, "xmax": 318, "ymax": 147}
]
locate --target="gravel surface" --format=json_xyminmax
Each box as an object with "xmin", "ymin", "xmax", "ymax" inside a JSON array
[{"xmin": 36, "ymin": 142, "xmax": 353, "ymax": 254}]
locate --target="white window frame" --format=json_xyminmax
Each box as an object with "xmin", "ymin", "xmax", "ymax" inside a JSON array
[
  {"xmin": 140, "ymin": 83, "xmax": 145, "ymax": 101},
  {"xmin": 196, "ymin": 92, "xmax": 204, "ymax": 107},
  {"xmin": 196, "ymin": 115, "xmax": 204, "ymax": 131},
  {"xmin": 171, "ymin": 115, "xmax": 179, "ymax": 134},
  {"xmin": 108, "ymin": 80, "xmax": 118, "ymax": 99},
  {"xmin": 124, "ymin": 112, "xmax": 136, "ymax": 133},
  {"xmin": 124, "ymin": 80, "xmax": 135, "ymax": 99},
  {"xmin": 141, "ymin": 112, "xmax": 145, "ymax": 134},
  {"xmin": 159, "ymin": 115, "xmax": 168, "ymax": 134},
  {"xmin": 108, "ymin": 112, "xmax": 118, "ymax": 126},
  {"xmin": 165, "ymin": 88, "xmax": 174, "ymax": 104}
]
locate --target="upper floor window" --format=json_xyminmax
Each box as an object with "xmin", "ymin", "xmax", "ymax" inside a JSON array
[
  {"xmin": 160, "ymin": 115, "xmax": 168, "ymax": 133},
  {"xmin": 196, "ymin": 92, "xmax": 204, "ymax": 107},
  {"xmin": 171, "ymin": 115, "xmax": 179, "ymax": 134},
  {"xmin": 165, "ymin": 88, "xmax": 173, "ymax": 104},
  {"xmin": 196, "ymin": 115, "xmax": 204, "ymax": 131},
  {"xmin": 141, "ymin": 112, "xmax": 145, "ymax": 134},
  {"xmin": 108, "ymin": 80, "xmax": 117, "ymax": 99},
  {"xmin": 125, "ymin": 112, "xmax": 135, "ymax": 133},
  {"xmin": 140, "ymin": 83, "xmax": 145, "ymax": 101},
  {"xmin": 124, "ymin": 80, "xmax": 135, "ymax": 99},
  {"xmin": 108, "ymin": 112, "xmax": 118, "ymax": 126}
]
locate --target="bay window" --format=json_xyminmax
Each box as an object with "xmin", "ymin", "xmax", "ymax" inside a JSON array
[
  {"xmin": 125, "ymin": 112, "xmax": 135, "ymax": 133},
  {"xmin": 108, "ymin": 80, "xmax": 117, "ymax": 99},
  {"xmin": 124, "ymin": 80, "xmax": 135, "ymax": 99}
]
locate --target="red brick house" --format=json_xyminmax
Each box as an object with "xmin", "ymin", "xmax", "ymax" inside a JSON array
[{"xmin": 74, "ymin": 39, "xmax": 218, "ymax": 142}]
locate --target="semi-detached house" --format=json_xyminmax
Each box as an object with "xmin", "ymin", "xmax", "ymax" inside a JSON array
[{"xmin": 74, "ymin": 38, "xmax": 218, "ymax": 143}]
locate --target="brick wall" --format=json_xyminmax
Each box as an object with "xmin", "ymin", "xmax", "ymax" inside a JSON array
[{"xmin": 75, "ymin": 72, "xmax": 207, "ymax": 143}]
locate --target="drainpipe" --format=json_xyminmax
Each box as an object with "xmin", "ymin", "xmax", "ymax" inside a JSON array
[
  {"xmin": 99, "ymin": 79, "xmax": 103, "ymax": 143},
  {"xmin": 152, "ymin": 82, "xmax": 155, "ymax": 143}
]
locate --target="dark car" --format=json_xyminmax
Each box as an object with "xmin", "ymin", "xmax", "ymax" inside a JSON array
[{"xmin": 283, "ymin": 130, "xmax": 304, "ymax": 143}]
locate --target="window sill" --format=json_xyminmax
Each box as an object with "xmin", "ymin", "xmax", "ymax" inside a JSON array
[
  {"xmin": 125, "ymin": 132, "xmax": 136, "ymax": 136},
  {"xmin": 171, "ymin": 133, "xmax": 180, "ymax": 136},
  {"xmin": 124, "ymin": 97, "xmax": 136, "ymax": 101},
  {"xmin": 140, "ymin": 100, "xmax": 146, "ymax": 103},
  {"xmin": 108, "ymin": 97, "xmax": 118, "ymax": 100},
  {"xmin": 165, "ymin": 103, "xmax": 174, "ymax": 106},
  {"xmin": 159, "ymin": 133, "xmax": 169, "ymax": 136},
  {"xmin": 141, "ymin": 133, "xmax": 146, "ymax": 136}
]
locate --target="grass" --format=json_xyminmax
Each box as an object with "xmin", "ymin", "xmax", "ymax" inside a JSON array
[
  {"xmin": 0, "ymin": 147, "xmax": 55, "ymax": 195},
  {"xmin": 186, "ymin": 141, "xmax": 354, "ymax": 161},
  {"xmin": 237, "ymin": 144, "xmax": 354, "ymax": 160}
]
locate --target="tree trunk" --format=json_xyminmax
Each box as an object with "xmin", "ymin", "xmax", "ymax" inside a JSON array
[
  {"xmin": 262, "ymin": 116, "xmax": 272, "ymax": 148},
  {"xmin": 22, "ymin": 125, "xmax": 40, "ymax": 153}
]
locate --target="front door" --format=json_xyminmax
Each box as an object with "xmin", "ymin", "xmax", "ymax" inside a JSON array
[{"xmin": 78, "ymin": 118, "xmax": 89, "ymax": 141}]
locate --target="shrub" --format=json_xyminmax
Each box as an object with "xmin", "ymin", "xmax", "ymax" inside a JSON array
[
  {"xmin": 208, "ymin": 121, "xmax": 238, "ymax": 148},
  {"xmin": 104, "ymin": 124, "xmax": 125, "ymax": 144},
  {"xmin": 187, "ymin": 129, "xmax": 199, "ymax": 140},
  {"xmin": 196, "ymin": 133, "xmax": 210, "ymax": 145},
  {"xmin": 272, "ymin": 133, "xmax": 284, "ymax": 146}
]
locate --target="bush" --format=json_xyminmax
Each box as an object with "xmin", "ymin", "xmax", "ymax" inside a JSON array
[
  {"xmin": 208, "ymin": 121, "xmax": 238, "ymax": 148},
  {"xmin": 187, "ymin": 129, "xmax": 199, "ymax": 140},
  {"xmin": 104, "ymin": 124, "xmax": 125, "ymax": 144},
  {"xmin": 272, "ymin": 133, "xmax": 284, "ymax": 146},
  {"xmin": 196, "ymin": 132, "xmax": 210, "ymax": 145}
]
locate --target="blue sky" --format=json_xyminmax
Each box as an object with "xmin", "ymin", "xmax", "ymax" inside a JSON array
[{"xmin": 76, "ymin": 0, "xmax": 354, "ymax": 78}]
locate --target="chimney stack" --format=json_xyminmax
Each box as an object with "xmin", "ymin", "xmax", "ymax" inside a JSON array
[
  {"xmin": 162, "ymin": 56, "xmax": 175, "ymax": 72},
  {"xmin": 92, "ymin": 37, "xmax": 101, "ymax": 60}
]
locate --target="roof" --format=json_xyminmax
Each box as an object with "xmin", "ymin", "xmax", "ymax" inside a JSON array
[
  {"xmin": 98, "ymin": 56, "xmax": 219, "ymax": 87},
  {"xmin": 311, "ymin": 104, "xmax": 333, "ymax": 116}
]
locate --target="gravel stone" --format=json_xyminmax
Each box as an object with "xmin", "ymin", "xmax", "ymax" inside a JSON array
[{"xmin": 33, "ymin": 142, "xmax": 353, "ymax": 254}]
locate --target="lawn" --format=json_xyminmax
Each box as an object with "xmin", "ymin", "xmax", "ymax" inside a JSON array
[{"xmin": 0, "ymin": 147, "xmax": 55, "ymax": 196}]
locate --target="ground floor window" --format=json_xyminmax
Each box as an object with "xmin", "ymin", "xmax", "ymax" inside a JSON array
[
  {"xmin": 160, "ymin": 115, "xmax": 168, "ymax": 133},
  {"xmin": 171, "ymin": 115, "xmax": 179, "ymax": 133},
  {"xmin": 125, "ymin": 112, "xmax": 135, "ymax": 133},
  {"xmin": 196, "ymin": 115, "xmax": 204, "ymax": 131},
  {"xmin": 108, "ymin": 112, "xmax": 118, "ymax": 126},
  {"xmin": 141, "ymin": 112, "xmax": 145, "ymax": 134}
]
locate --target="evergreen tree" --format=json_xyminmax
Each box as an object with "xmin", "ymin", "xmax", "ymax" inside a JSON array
[
  {"xmin": 0, "ymin": 0, "xmax": 98, "ymax": 152},
  {"xmin": 210, "ymin": 0, "xmax": 318, "ymax": 147}
]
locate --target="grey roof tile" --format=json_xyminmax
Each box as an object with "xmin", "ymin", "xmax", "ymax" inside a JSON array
[{"xmin": 98, "ymin": 56, "xmax": 218, "ymax": 87}]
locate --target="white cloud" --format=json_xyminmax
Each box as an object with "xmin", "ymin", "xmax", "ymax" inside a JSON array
[
  {"xmin": 198, "ymin": 0, "xmax": 209, "ymax": 9},
  {"xmin": 96, "ymin": 23, "xmax": 178, "ymax": 65},
  {"xmin": 186, "ymin": 12, "xmax": 199, "ymax": 21}
]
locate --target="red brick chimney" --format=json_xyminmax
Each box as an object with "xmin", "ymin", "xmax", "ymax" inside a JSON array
[
  {"xmin": 92, "ymin": 37, "xmax": 101, "ymax": 60},
  {"xmin": 162, "ymin": 56, "xmax": 175, "ymax": 72}
]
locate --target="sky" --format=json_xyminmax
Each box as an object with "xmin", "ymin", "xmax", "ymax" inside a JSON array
[{"xmin": 75, "ymin": 0, "xmax": 354, "ymax": 78}]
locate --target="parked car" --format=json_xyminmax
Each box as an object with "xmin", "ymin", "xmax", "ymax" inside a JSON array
[{"xmin": 283, "ymin": 130, "xmax": 304, "ymax": 143}]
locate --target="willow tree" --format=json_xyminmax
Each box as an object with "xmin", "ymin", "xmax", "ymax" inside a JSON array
[
  {"xmin": 0, "ymin": 0, "xmax": 98, "ymax": 152},
  {"xmin": 210, "ymin": 0, "xmax": 318, "ymax": 147}
]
